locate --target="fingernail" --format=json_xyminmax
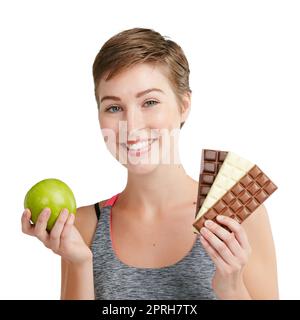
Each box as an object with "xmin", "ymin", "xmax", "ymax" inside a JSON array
[
  {"xmin": 200, "ymin": 227, "xmax": 206, "ymax": 234},
  {"xmin": 217, "ymin": 215, "xmax": 224, "ymax": 221},
  {"xmin": 42, "ymin": 208, "xmax": 50, "ymax": 217},
  {"xmin": 205, "ymin": 220, "xmax": 213, "ymax": 227},
  {"xmin": 61, "ymin": 209, "xmax": 69, "ymax": 218}
]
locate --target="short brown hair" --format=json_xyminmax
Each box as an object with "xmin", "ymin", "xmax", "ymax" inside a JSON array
[{"xmin": 92, "ymin": 28, "xmax": 192, "ymax": 129}]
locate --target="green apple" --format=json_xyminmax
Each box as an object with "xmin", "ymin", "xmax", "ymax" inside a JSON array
[{"xmin": 24, "ymin": 178, "xmax": 76, "ymax": 231}]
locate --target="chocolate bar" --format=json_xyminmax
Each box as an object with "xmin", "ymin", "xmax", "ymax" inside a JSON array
[
  {"xmin": 194, "ymin": 152, "xmax": 254, "ymax": 228},
  {"xmin": 193, "ymin": 163, "xmax": 278, "ymax": 234},
  {"xmin": 195, "ymin": 149, "xmax": 228, "ymax": 218}
]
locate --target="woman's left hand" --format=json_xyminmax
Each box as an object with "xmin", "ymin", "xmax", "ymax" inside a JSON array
[{"xmin": 199, "ymin": 215, "xmax": 252, "ymax": 299}]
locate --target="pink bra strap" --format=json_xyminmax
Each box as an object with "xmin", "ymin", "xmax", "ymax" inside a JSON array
[{"xmin": 104, "ymin": 193, "xmax": 120, "ymax": 207}]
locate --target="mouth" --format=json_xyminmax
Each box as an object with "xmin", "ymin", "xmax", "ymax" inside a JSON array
[{"xmin": 120, "ymin": 138, "xmax": 159, "ymax": 157}]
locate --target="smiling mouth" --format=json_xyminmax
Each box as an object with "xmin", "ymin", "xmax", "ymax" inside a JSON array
[{"xmin": 119, "ymin": 138, "xmax": 158, "ymax": 155}]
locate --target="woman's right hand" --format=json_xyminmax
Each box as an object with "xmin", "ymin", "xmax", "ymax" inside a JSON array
[{"xmin": 21, "ymin": 208, "xmax": 92, "ymax": 265}]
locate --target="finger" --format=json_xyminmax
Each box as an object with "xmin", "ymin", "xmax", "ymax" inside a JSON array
[
  {"xmin": 49, "ymin": 209, "xmax": 69, "ymax": 251},
  {"xmin": 199, "ymin": 235, "xmax": 228, "ymax": 270},
  {"xmin": 21, "ymin": 209, "xmax": 34, "ymax": 236},
  {"xmin": 216, "ymin": 215, "xmax": 250, "ymax": 251},
  {"xmin": 204, "ymin": 219, "xmax": 241, "ymax": 256},
  {"xmin": 60, "ymin": 213, "xmax": 75, "ymax": 240},
  {"xmin": 34, "ymin": 208, "xmax": 51, "ymax": 242},
  {"xmin": 200, "ymin": 226, "xmax": 236, "ymax": 265}
]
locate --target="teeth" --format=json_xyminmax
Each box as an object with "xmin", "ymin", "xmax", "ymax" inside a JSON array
[
  {"xmin": 127, "ymin": 140, "xmax": 150, "ymax": 150},
  {"xmin": 126, "ymin": 139, "xmax": 156, "ymax": 151}
]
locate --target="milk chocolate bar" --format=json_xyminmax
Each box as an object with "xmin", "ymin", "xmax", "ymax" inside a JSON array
[
  {"xmin": 195, "ymin": 149, "xmax": 228, "ymax": 218},
  {"xmin": 193, "ymin": 164, "xmax": 278, "ymax": 233}
]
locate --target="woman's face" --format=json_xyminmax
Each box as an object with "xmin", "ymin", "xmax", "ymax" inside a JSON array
[{"xmin": 97, "ymin": 62, "xmax": 190, "ymax": 175}]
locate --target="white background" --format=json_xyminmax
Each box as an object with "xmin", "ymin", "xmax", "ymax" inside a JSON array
[{"xmin": 0, "ymin": 0, "xmax": 299, "ymax": 299}]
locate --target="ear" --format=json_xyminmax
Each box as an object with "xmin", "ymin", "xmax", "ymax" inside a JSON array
[{"xmin": 180, "ymin": 91, "xmax": 192, "ymax": 124}]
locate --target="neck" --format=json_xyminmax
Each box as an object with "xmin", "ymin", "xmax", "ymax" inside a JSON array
[{"xmin": 119, "ymin": 163, "xmax": 197, "ymax": 217}]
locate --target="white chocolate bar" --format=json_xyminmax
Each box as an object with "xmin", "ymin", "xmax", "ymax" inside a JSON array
[{"xmin": 193, "ymin": 152, "xmax": 254, "ymax": 233}]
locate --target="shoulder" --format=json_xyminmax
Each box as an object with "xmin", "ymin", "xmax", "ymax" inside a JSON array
[
  {"xmin": 241, "ymin": 204, "xmax": 279, "ymax": 299},
  {"xmin": 242, "ymin": 203, "xmax": 277, "ymax": 270},
  {"xmin": 74, "ymin": 199, "xmax": 108, "ymax": 248},
  {"xmin": 242, "ymin": 204, "xmax": 272, "ymax": 240}
]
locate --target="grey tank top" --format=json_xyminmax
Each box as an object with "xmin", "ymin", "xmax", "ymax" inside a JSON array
[{"xmin": 91, "ymin": 193, "xmax": 218, "ymax": 300}]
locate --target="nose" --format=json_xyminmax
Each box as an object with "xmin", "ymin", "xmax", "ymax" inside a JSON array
[{"xmin": 125, "ymin": 107, "xmax": 145, "ymax": 137}]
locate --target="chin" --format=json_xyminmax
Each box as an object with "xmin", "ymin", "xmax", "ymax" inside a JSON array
[{"xmin": 124, "ymin": 162, "xmax": 160, "ymax": 176}]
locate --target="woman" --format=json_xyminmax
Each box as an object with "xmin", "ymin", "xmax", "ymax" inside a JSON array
[{"xmin": 21, "ymin": 28, "xmax": 279, "ymax": 300}]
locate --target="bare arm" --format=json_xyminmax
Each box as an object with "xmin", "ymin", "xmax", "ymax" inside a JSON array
[
  {"xmin": 242, "ymin": 204, "xmax": 279, "ymax": 299},
  {"xmin": 22, "ymin": 202, "xmax": 99, "ymax": 300},
  {"xmin": 61, "ymin": 257, "xmax": 94, "ymax": 300},
  {"xmin": 61, "ymin": 205, "xmax": 98, "ymax": 300}
]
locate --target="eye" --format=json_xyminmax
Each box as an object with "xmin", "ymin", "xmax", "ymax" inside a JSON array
[
  {"xmin": 144, "ymin": 100, "xmax": 159, "ymax": 107},
  {"xmin": 105, "ymin": 105, "xmax": 122, "ymax": 113}
]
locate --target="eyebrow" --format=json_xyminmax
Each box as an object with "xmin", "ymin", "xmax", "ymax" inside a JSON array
[{"xmin": 100, "ymin": 88, "xmax": 165, "ymax": 104}]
